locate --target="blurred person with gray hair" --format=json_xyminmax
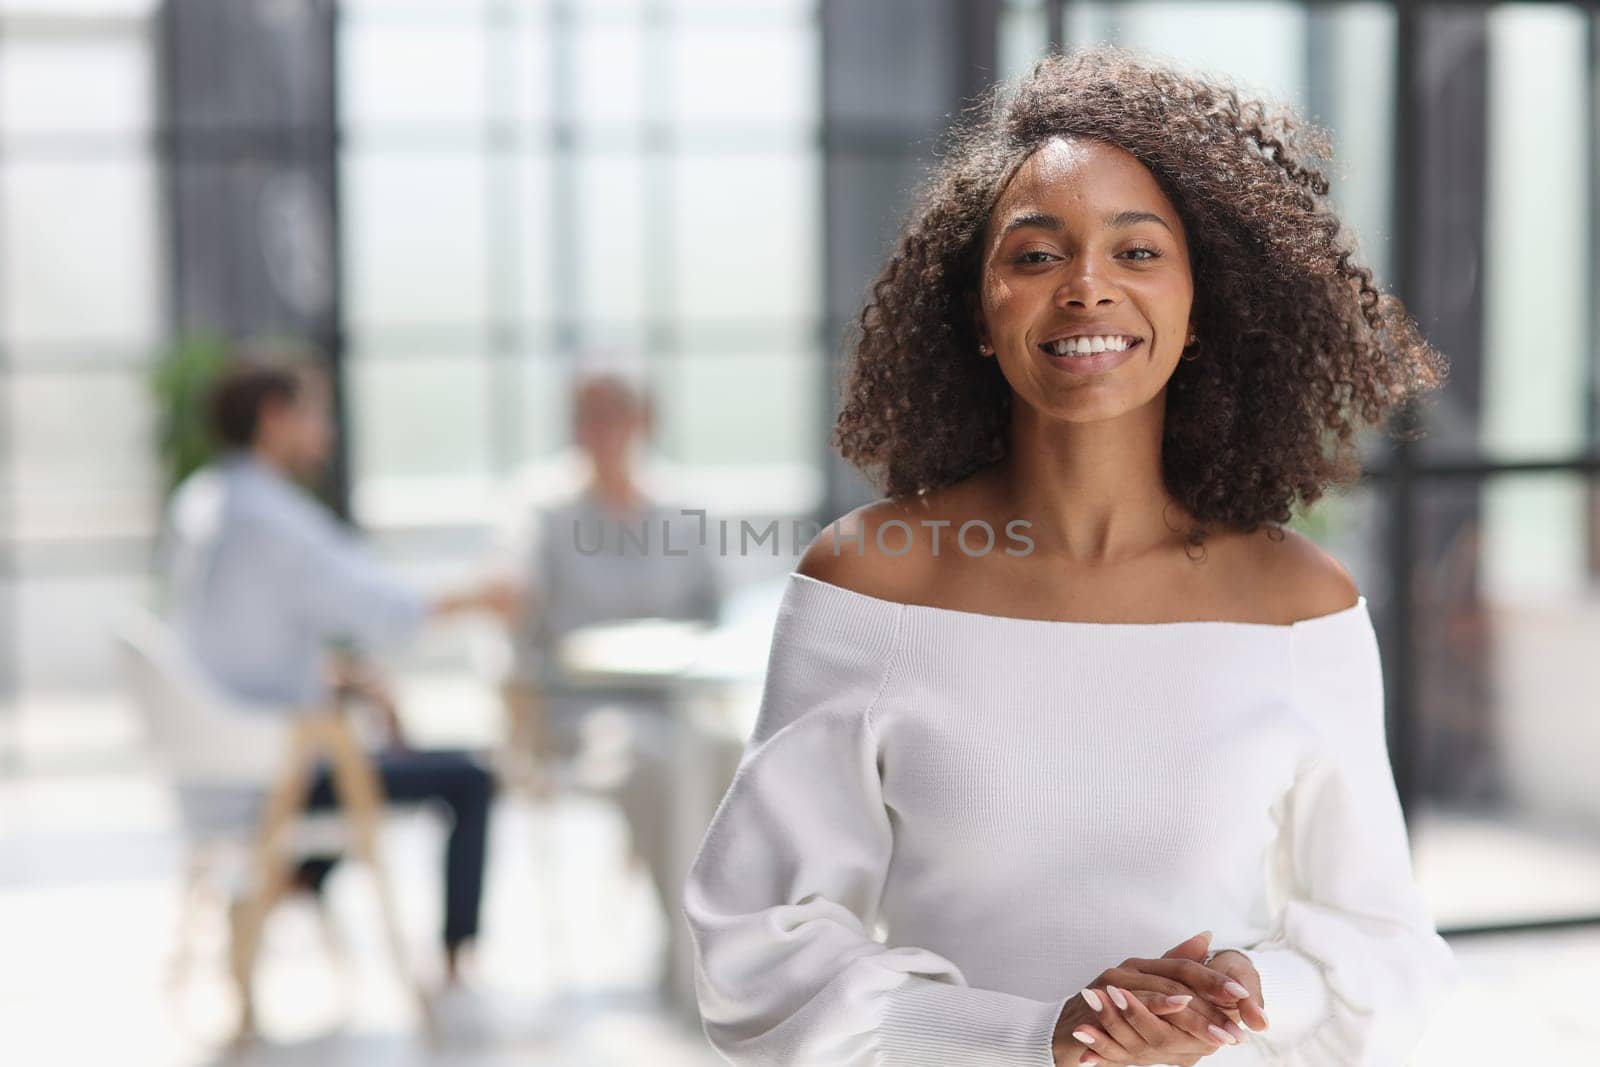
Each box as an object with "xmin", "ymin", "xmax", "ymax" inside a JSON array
[
  {"xmin": 492, "ymin": 355, "xmax": 722, "ymax": 989},
  {"xmin": 158, "ymin": 349, "xmax": 515, "ymax": 984}
]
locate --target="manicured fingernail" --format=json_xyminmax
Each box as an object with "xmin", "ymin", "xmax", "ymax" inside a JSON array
[
  {"xmin": 1208, "ymin": 1024, "xmax": 1238, "ymax": 1045},
  {"xmin": 1081, "ymin": 988, "xmax": 1103, "ymax": 1012},
  {"xmin": 1164, "ymin": 994, "xmax": 1192, "ymax": 1008},
  {"xmin": 1106, "ymin": 985, "xmax": 1129, "ymax": 1010},
  {"xmin": 1250, "ymin": 1010, "xmax": 1271, "ymax": 1030},
  {"xmin": 1072, "ymin": 1029, "xmax": 1096, "ymax": 1045},
  {"xmin": 1226, "ymin": 1021, "xmax": 1248, "ymax": 1042},
  {"xmin": 1224, "ymin": 980, "xmax": 1250, "ymax": 998}
]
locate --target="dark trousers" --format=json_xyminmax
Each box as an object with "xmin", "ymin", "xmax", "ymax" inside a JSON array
[{"xmin": 294, "ymin": 748, "xmax": 494, "ymax": 948}]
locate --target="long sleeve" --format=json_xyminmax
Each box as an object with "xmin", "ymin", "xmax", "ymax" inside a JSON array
[
  {"xmin": 283, "ymin": 502, "xmax": 428, "ymax": 654},
  {"xmin": 681, "ymin": 581, "xmax": 1071, "ymax": 1066},
  {"xmin": 1226, "ymin": 604, "xmax": 1460, "ymax": 1065}
]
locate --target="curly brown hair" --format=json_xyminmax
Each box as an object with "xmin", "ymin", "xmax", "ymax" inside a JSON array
[{"xmin": 832, "ymin": 43, "xmax": 1447, "ymax": 542}]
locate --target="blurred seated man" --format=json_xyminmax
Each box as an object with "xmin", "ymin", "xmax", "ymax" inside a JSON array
[
  {"xmin": 494, "ymin": 362, "xmax": 720, "ymax": 981},
  {"xmin": 159, "ymin": 350, "xmax": 515, "ymax": 985}
]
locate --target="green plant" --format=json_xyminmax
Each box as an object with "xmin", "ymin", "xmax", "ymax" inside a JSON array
[{"xmin": 150, "ymin": 331, "xmax": 229, "ymax": 498}]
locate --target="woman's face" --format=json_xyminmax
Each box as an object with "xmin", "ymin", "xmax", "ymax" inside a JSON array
[
  {"xmin": 971, "ymin": 136, "xmax": 1195, "ymax": 424},
  {"xmin": 574, "ymin": 378, "xmax": 648, "ymax": 469}
]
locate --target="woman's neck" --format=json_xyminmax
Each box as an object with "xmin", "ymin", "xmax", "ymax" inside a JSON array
[
  {"xmin": 990, "ymin": 402, "xmax": 1196, "ymax": 566},
  {"xmin": 586, "ymin": 468, "xmax": 645, "ymax": 516}
]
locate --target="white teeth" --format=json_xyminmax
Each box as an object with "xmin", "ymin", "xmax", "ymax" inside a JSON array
[{"xmin": 1048, "ymin": 335, "xmax": 1133, "ymax": 356}]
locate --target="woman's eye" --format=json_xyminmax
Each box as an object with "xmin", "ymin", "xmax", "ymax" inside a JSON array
[{"xmin": 1015, "ymin": 248, "xmax": 1160, "ymax": 265}]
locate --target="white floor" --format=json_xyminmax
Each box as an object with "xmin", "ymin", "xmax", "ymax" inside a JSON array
[{"xmin": 2, "ymin": 686, "xmax": 1598, "ymax": 1066}]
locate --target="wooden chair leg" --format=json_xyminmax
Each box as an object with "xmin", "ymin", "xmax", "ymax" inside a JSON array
[
  {"xmin": 227, "ymin": 858, "xmax": 293, "ymax": 1047},
  {"xmin": 508, "ymin": 682, "xmax": 569, "ymax": 989},
  {"xmin": 533, "ymin": 786, "xmax": 570, "ymax": 993},
  {"xmin": 227, "ymin": 712, "xmax": 439, "ymax": 1046},
  {"xmin": 318, "ymin": 719, "xmax": 438, "ymax": 1045},
  {"xmin": 228, "ymin": 722, "xmax": 318, "ymax": 1046},
  {"xmin": 499, "ymin": 679, "xmax": 550, "ymax": 800}
]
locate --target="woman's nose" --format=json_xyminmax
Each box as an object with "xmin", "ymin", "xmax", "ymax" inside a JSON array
[{"xmin": 1055, "ymin": 263, "xmax": 1122, "ymax": 307}]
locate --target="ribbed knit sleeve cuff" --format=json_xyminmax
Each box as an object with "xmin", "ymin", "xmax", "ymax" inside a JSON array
[
  {"xmin": 879, "ymin": 975, "xmax": 1069, "ymax": 1066},
  {"xmin": 1234, "ymin": 943, "xmax": 1333, "ymax": 1048}
]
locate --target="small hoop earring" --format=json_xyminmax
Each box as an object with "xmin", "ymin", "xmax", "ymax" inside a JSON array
[
  {"xmin": 978, "ymin": 344, "xmax": 992, "ymax": 357},
  {"xmin": 1180, "ymin": 335, "xmax": 1199, "ymax": 362}
]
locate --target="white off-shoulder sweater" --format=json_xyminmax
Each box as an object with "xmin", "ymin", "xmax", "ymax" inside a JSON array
[{"xmin": 682, "ymin": 572, "xmax": 1460, "ymax": 1066}]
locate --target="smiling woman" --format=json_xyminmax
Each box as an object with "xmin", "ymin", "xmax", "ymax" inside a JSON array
[
  {"xmin": 683, "ymin": 40, "xmax": 1460, "ymax": 1067},
  {"xmin": 833, "ymin": 43, "xmax": 1448, "ymax": 551}
]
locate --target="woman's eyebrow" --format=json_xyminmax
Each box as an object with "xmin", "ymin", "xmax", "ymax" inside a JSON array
[{"xmin": 999, "ymin": 208, "xmax": 1173, "ymax": 239}]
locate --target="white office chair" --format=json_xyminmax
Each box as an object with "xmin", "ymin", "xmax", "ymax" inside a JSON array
[{"xmin": 111, "ymin": 606, "xmax": 436, "ymax": 1045}]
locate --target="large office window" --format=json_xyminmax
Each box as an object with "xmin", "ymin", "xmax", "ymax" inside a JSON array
[
  {"xmin": 1419, "ymin": 3, "xmax": 1600, "ymax": 929},
  {"xmin": 336, "ymin": 0, "xmax": 825, "ymax": 531},
  {"xmin": 0, "ymin": 2, "xmax": 164, "ymax": 694}
]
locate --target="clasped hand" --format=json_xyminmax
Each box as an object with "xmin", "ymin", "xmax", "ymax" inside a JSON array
[{"xmin": 1052, "ymin": 931, "xmax": 1270, "ymax": 1066}]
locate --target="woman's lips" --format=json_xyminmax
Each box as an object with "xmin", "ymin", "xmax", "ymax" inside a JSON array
[{"xmin": 1037, "ymin": 337, "xmax": 1143, "ymax": 374}]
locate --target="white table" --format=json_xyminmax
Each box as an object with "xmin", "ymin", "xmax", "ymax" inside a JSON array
[{"xmin": 553, "ymin": 587, "xmax": 780, "ymax": 1021}]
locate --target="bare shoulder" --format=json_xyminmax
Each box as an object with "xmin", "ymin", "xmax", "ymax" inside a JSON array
[
  {"xmin": 794, "ymin": 496, "xmax": 943, "ymax": 604},
  {"xmin": 1235, "ymin": 523, "xmax": 1361, "ymax": 624}
]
